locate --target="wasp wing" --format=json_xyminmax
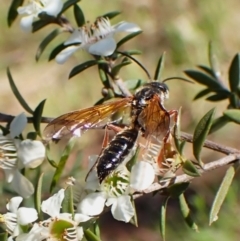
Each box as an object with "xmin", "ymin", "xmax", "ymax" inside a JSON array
[
  {"xmin": 43, "ymin": 98, "xmax": 132, "ymax": 142},
  {"xmin": 138, "ymin": 95, "xmax": 170, "ymax": 139}
]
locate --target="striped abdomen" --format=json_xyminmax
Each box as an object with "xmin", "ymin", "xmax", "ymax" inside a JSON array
[{"xmin": 97, "ymin": 128, "xmax": 139, "ymax": 183}]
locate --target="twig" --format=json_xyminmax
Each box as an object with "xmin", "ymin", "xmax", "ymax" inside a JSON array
[{"xmin": 133, "ymin": 154, "xmax": 240, "ymax": 199}]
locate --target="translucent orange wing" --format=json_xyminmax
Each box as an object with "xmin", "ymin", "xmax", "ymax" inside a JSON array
[
  {"xmin": 138, "ymin": 94, "xmax": 170, "ymax": 139},
  {"xmin": 43, "ymin": 97, "xmax": 132, "ymax": 141}
]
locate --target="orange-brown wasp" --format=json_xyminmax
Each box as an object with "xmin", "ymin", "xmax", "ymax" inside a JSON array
[{"xmin": 43, "ymin": 81, "xmax": 178, "ymax": 182}]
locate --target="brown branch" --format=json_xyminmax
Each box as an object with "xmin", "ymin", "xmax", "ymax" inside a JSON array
[{"xmin": 133, "ymin": 154, "xmax": 240, "ymax": 199}]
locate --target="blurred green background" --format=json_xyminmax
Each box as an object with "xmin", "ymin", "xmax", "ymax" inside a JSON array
[{"xmin": 1, "ymin": 0, "xmax": 240, "ymax": 240}]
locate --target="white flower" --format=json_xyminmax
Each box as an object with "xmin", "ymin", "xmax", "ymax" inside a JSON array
[
  {"xmin": 0, "ymin": 196, "xmax": 38, "ymax": 240},
  {"xmin": 16, "ymin": 189, "xmax": 86, "ymax": 241},
  {"xmin": 56, "ymin": 17, "xmax": 141, "ymax": 64},
  {"xmin": 17, "ymin": 0, "xmax": 63, "ymax": 32},
  {"xmin": 77, "ymin": 156, "xmax": 155, "ymax": 223},
  {"xmin": 0, "ymin": 113, "xmax": 46, "ymax": 198}
]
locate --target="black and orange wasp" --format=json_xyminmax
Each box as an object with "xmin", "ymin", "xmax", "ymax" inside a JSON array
[{"xmin": 43, "ymin": 81, "xmax": 177, "ymax": 182}]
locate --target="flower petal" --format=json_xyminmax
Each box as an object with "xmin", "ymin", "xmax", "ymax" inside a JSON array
[
  {"xmin": 41, "ymin": 189, "xmax": 65, "ymax": 217},
  {"xmin": 64, "ymin": 29, "xmax": 82, "ymax": 45},
  {"xmin": 55, "ymin": 45, "xmax": 81, "ymax": 64},
  {"xmin": 17, "ymin": 140, "xmax": 45, "ymax": 168},
  {"xmin": 77, "ymin": 192, "xmax": 106, "ymax": 216},
  {"xmin": 76, "ymin": 227, "xmax": 84, "ymax": 240},
  {"xmin": 10, "ymin": 171, "xmax": 34, "ymax": 198},
  {"xmin": 110, "ymin": 195, "xmax": 134, "ymax": 222},
  {"xmin": 113, "ymin": 22, "xmax": 141, "ymax": 33},
  {"xmin": 19, "ymin": 15, "xmax": 35, "ymax": 33},
  {"xmin": 130, "ymin": 161, "xmax": 155, "ymax": 191},
  {"xmin": 6, "ymin": 197, "xmax": 23, "ymax": 213},
  {"xmin": 74, "ymin": 213, "xmax": 92, "ymax": 223},
  {"xmin": 9, "ymin": 113, "xmax": 27, "ymax": 138},
  {"xmin": 88, "ymin": 37, "xmax": 116, "ymax": 56},
  {"xmin": 42, "ymin": 0, "xmax": 63, "ymax": 17},
  {"xmin": 17, "ymin": 207, "xmax": 38, "ymax": 225}
]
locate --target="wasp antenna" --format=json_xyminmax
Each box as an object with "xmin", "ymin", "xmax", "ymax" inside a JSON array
[
  {"xmin": 162, "ymin": 77, "xmax": 194, "ymax": 84},
  {"xmin": 117, "ymin": 51, "xmax": 152, "ymax": 80}
]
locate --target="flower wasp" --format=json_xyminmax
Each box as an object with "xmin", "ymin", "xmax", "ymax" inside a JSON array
[{"xmin": 43, "ymin": 81, "xmax": 178, "ymax": 182}]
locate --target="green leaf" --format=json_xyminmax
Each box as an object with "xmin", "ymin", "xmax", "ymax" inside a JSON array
[
  {"xmin": 179, "ymin": 194, "xmax": 199, "ymax": 231},
  {"xmin": 33, "ymin": 99, "xmax": 46, "ymax": 137},
  {"xmin": 73, "ymin": 4, "xmax": 85, "ymax": 27},
  {"xmin": 182, "ymin": 160, "xmax": 201, "ymax": 177},
  {"xmin": 209, "ymin": 165, "xmax": 236, "ymax": 225},
  {"xmin": 193, "ymin": 108, "xmax": 215, "ymax": 164},
  {"xmin": 198, "ymin": 65, "xmax": 215, "ymax": 77},
  {"xmin": 32, "ymin": 19, "xmax": 51, "ymax": 32},
  {"xmin": 117, "ymin": 31, "xmax": 142, "ymax": 48},
  {"xmin": 159, "ymin": 197, "xmax": 169, "ymax": 241},
  {"xmin": 208, "ymin": 41, "xmax": 220, "ymax": 79},
  {"xmin": 193, "ymin": 88, "xmax": 212, "ymax": 100},
  {"xmin": 26, "ymin": 132, "xmax": 37, "ymax": 140},
  {"xmin": 58, "ymin": 0, "xmax": 81, "ymax": 16},
  {"xmin": 224, "ymin": 109, "xmax": 240, "ymax": 124},
  {"xmin": 124, "ymin": 79, "xmax": 146, "ymax": 91},
  {"xmin": 184, "ymin": 70, "xmax": 224, "ymax": 90},
  {"xmin": 229, "ymin": 93, "xmax": 239, "ymax": 108},
  {"xmin": 98, "ymin": 65, "xmax": 110, "ymax": 88},
  {"xmin": 62, "ymin": 186, "xmax": 74, "ymax": 215},
  {"xmin": 34, "ymin": 173, "xmax": 44, "ymax": 219},
  {"xmin": 102, "ymin": 11, "xmax": 121, "ymax": 19},
  {"xmin": 50, "ymin": 137, "xmax": 76, "ymax": 192},
  {"xmin": 7, "ymin": 0, "xmax": 24, "ymax": 27},
  {"xmin": 111, "ymin": 58, "xmax": 131, "ymax": 76},
  {"xmin": 0, "ymin": 232, "xmax": 8, "ymax": 241},
  {"xmin": 84, "ymin": 229, "xmax": 102, "ymax": 241},
  {"xmin": 206, "ymin": 92, "xmax": 230, "ymax": 101},
  {"xmin": 49, "ymin": 42, "xmax": 67, "ymax": 61},
  {"xmin": 209, "ymin": 115, "xmax": 230, "ymax": 134},
  {"xmin": 167, "ymin": 182, "xmax": 189, "ymax": 198},
  {"xmin": 229, "ymin": 53, "xmax": 240, "ymax": 93},
  {"xmin": 69, "ymin": 60, "xmax": 98, "ymax": 79},
  {"xmin": 36, "ymin": 29, "xmax": 62, "ymax": 61},
  {"xmin": 7, "ymin": 68, "xmax": 34, "ymax": 114},
  {"xmin": 123, "ymin": 49, "xmax": 142, "ymax": 55},
  {"xmin": 154, "ymin": 52, "xmax": 165, "ymax": 80}
]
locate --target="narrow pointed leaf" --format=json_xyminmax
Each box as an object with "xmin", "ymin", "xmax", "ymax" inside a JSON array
[
  {"xmin": 32, "ymin": 19, "xmax": 51, "ymax": 32},
  {"xmin": 69, "ymin": 60, "xmax": 98, "ymax": 79},
  {"xmin": 34, "ymin": 173, "xmax": 44, "ymax": 218},
  {"xmin": 209, "ymin": 115, "xmax": 229, "ymax": 134},
  {"xmin": 93, "ymin": 222, "xmax": 101, "ymax": 237},
  {"xmin": 124, "ymin": 79, "xmax": 146, "ymax": 91},
  {"xmin": 184, "ymin": 70, "xmax": 223, "ymax": 89},
  {"xmin": 159, "ymin": 197, "xmax": 169, "ymax": 241},
  {"xmin": 8, "ymin": 0, "xmax": 24, "ymax": 27},
  {"xmin": 33, "ymin": 99, "xmax": 46, "ymax": 137},
  {"xmin": 182, "ymin": 160, "xmax": 201, "ymax": 177},
  {"xmin": 229, "ymin": 93, "xmax": 239, "ymax": 108},
  {"xmin": 102, "ymin": 11, "xmax": 121, "ymax": 19},
  {"xmin": 229, "ymin": 53, "xmax": 240, "ymax": 93},
  {"xmin": 117, "ymin": 31, "xmax": 142, "ymax": 48},
  {"xmin": 73, "ymin": 4, "xmax": 85, "ymax": 26},
  {"xmin": 167, "ymin": 182, "xmax": 189, "ymax": 198},
  {"xmin": 84, "ymin": 229, "xmax": 102, "ymax": 241},
  {"xmin": 208, "ymin": 42, "xmax": 220, "ymax": 79},
  {"xmin": 111, "ymin": 59, "xmax": 131, "ymax": 76},
  {"xmin": 50, "ymin": 137, "xmax": 76, "ymax": 192},
  {"xmin": 49, "ymin": 42, "xmax": 67, "ymax": 61},
  {"xmin": 58, "ymin": 0, "xmax": 81, "ymax": 16},
  {"xmin": 179, "ymin": 194, "xmax": 199, "ymax": 231},
  {"xmin": 198, "ymin": 65, "xmax": 215, "ymax": 77},
  {"xmin": 154, "ymin": 52, "xmax": 165, "ymax": 80},
  {"xmin": 7, "ymin": 68, "xmax": 33, "ymax": 114},
  {"xmin": 224, "ymin": 109, "xmax": 240, "ymax": 124},
  {"xmin": 124, "ymin": 49, "xmax": 142, "ymax": 55},
  {"xmin": 209, "ymin": 165, "xmax": 235, "ymax": 225},
  {"xmin": 27, "ymin": 132, "xmax": 37, "ymax": 140},
  {"xmin": 36, "ymin": 29, "xmax": 62, "ymax": 61},
  {"xmin": 98, "ymin": 65, "xmax": 110, "ymax": 88},
  {"xmin": 206, "ymin": 93, "xmax": 229, "ymax": 101},
  {"xmin": 193, "ymin": 88, "xmax": 212, "ymax": 100},
  {"xmin": 62, "ymin": 186, "xmax": 74, "ymax": 215},
  {"xmin": 193, "ymin": 108, "xmax": 215, "ymax": 164}
]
